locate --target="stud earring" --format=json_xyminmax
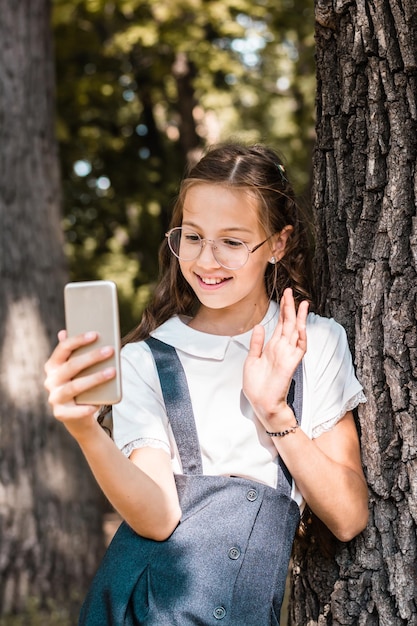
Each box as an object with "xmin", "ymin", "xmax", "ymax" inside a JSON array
[{"xmin": 269, "ymin": 256, "xmax": 277, "ymax": 264}]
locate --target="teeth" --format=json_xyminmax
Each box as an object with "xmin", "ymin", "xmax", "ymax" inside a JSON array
[{"xmin": 201, "ymin": 277, "xmax": 224, "ymax": 285}]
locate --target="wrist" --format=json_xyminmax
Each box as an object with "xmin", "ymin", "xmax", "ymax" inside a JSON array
[
  {"xmin": 266, "ymin": 422, "xmax": 298, "ymax": 437},
  {"xmin": 64, "ymin": 413, "xmax": 100, "ymax": 442},
  {"xmin": 263, "ymin": 405, "xmax": 298, "ymax": 437}
]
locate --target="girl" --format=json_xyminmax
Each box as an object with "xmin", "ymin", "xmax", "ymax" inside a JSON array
[{"xmin": 44, "ymin": 143, "xmax": 368, "ymax": 625}]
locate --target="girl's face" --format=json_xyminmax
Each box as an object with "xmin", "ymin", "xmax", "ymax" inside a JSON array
[{"xmin": 179, "ymin": 183, "xmax": 288, "ymax": 328}]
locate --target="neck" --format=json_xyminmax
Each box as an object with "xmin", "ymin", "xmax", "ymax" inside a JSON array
[{"xmin": 188, "ymin": 300, "xmax": 270, "ymax": 336}]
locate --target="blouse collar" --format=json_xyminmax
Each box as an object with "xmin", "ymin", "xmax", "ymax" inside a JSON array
[{"xmin": 151, "ymin": 301, "xmax": 279, "ymax": 360}]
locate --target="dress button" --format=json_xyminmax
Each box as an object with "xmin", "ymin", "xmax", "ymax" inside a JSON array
[
  {"xmin": 246, "ymin": 488, "xmax": 258, "ymax": 501},
  {"xmin": 213, "ymin": 606, "xmax": 227, "ymax": 620},
  {"xmin": 228, "ymin": 546, "xmax": 241, "ymax": 560}
]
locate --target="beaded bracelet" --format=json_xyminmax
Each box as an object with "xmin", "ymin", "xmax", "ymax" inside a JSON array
[{"xmin": 265, "ymin": 423, "xmax": 299, "ymax": 437}]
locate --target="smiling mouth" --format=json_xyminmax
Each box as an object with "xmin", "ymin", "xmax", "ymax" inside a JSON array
[{"xmin": 198, "ymin": 275, "xmax": 231, "ymax": 285}]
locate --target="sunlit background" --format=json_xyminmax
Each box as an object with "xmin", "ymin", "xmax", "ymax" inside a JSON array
[{"xmin": 53, "ymin": 0, "xmax": 316, "ymax": 334}]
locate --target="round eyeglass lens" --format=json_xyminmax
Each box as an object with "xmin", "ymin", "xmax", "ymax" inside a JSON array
[
  {"xmin": 212, "ymin": 238, "xmax": 249, "ymax": 269},
  {"xmin": 168, "ymin": 228, "xmax": 201, "ymax": 261},
  {"xmin": 167, "ymin": 228, "xmax": 250, "ymax": 269}
]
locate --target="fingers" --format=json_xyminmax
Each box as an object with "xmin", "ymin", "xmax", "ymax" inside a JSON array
[
  {"xmin": 53, "ymin": 402, "xmax": 98, "ymax": 420},
  {"xmin": 276, "ymin": 288, "xmax": 309, "ymax": 348},
  {"xmin": 44, "ymin": 330, "xmax": 116, "ymax": 418},
  {"xmin": 248, "ymin": 324, "xmax": 266, "ymax": 358},
  {"xmin": 280, "ymin": 287, "xmax": 296, "ymax": 319},
  {"xmin": 45, "ymin": 331, "xmax": 98, "ymax": 374},
  {"xmin": 50, "ymin": 343, "xmax": 114, "ymax": 386},
  {"xmin": 296, "ymin": 300, "xmax": 309, "ymax": 351},
  {"xmin": 46, "ymin": 364, "xmax": 115, "ymax": 408},
  {"xmin": 45, "ymin": 331, "xmax": 114, "ymax": 383}
]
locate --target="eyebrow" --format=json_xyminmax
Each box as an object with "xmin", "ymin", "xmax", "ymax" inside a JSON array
[{"xmin": 181, "ymin": 220, "xmax": 253, "ymax": 235}]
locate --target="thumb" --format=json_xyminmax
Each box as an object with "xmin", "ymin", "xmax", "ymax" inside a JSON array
[{"xmin": 248, "ymin": 324, "xmax": 265, "ymax": 358}]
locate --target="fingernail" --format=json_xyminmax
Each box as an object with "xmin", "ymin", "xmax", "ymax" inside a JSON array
[
  {"xmin": 103, "ymin": 367, "xmax": 115, "ymax": 378},
  {"xmin": 85, "ymin": 331, "xmax": 96, "ymax": 340},
  {"xmin": 100, "ymin": 346, "xmax": 113, "ymax": 356}
]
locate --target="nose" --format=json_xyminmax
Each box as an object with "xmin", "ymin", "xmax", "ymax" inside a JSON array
[{"xmin": 197, "ymin": 239, "xmax": 221, "ymax": 267}]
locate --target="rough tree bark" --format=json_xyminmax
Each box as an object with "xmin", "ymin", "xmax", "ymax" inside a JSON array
[
  {"xmin": 289, "ymin": 1, "xmax": 417, "ymax": 625},
  {"xmin": 0, "ymin": 0, "xmax": 105, "ymax": 616}
]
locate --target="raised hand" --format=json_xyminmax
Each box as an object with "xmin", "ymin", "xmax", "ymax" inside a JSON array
[{"xmin": 243, "ymin": 288, "xmax": 309, "ymax": 428}]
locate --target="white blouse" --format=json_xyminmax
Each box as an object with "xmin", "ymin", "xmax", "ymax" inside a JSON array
[{"xmin": 112, "ymin": 302, "xmax": 366, "ymax": 506}]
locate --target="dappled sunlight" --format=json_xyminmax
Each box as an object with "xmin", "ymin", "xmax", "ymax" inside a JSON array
[
  {"xmin": 0, "ymin": 471, "xmax": 34, "ymax": 517},
  {"xmin": 36, "ymin": 448, "xmax": 73, "ymax": 501},
  {"xmin": 0, "ymin": 297, "xmax": 50, "ymax": 410}
]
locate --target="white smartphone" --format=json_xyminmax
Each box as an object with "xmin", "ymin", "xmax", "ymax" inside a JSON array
[{"xmin": 64, "ymin": 280, "xmax": 122, "ymax": 405}]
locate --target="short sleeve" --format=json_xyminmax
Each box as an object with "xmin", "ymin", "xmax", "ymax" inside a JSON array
[
  {"xmin": 304, "ymin": 315, "xmax": 366, "ymax": 438},
  {"xmin": 112, "ymin": 342, "xmax": 171, "ymax": 454}
]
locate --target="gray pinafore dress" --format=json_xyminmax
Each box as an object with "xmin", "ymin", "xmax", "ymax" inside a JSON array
[{"xmin": 79, "ymin": 337, "xmax": 303, "ymax": 626}]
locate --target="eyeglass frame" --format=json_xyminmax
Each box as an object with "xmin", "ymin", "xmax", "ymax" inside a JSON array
[{"xmin": 165, "ymin": 226, "xmax": 274, "ymax": 270}]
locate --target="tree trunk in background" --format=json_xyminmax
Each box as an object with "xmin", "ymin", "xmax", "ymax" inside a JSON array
[
  {"xmin": 289, "ymin": 1, "xmax": 417, "ymax": 625},
  {"xmin": 172, "ymin": 51, "xmax": 201, "ymax": 161},
  {"xmin": 0, "ymin": 0, "xmax": 105, "ymax": 615}
]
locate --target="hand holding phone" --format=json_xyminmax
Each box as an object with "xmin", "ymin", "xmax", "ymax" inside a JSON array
[{"xmin": 64, "ymin": 280, "xmax": 122, "ymax": 405}]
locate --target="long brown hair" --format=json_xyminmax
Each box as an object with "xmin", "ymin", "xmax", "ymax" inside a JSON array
[{"xmin": 124, "ymin": 142, "xmax": 315, "ymax": 344}]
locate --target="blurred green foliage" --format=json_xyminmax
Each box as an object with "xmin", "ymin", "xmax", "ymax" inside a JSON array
[{"xmin": 52, "ymin": 0, "xmax": 315, "ymax": 334}]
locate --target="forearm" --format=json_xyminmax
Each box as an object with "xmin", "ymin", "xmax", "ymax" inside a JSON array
[
  {"xmin": 267, "ymin": 410, "xmax": 368, "ymax": 541},
  {"xmin": 66, "ymin": 419, "xmax": 181, "ymax": 540},
  {"xmin": 283, "ymin": 438, "xmax": 367, "ymax": 540}
]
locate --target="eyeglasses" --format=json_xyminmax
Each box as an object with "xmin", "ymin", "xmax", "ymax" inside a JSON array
[{"xmin": 165, "ymin": 227, "xmax": 272, "ymax": 270}]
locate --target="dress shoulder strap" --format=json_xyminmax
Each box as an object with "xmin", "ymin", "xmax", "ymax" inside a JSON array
[
  {"xmin": 278, "ymin": 362, "xmax": 303, "ymax": 488},
  {"xmin": 145, "ymin": 336, "xmax": 203, "ymax": 474}
]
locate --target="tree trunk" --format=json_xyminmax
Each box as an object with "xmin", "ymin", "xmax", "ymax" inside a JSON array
[
  {"xmin": 289, "ymin": 1, "xmax": 417, "ymax": 625},
  {"xmin": 0, "ymin": 0, "xmax": 105, "ymax": 615},
  {"xmin": 172, "ymin": 51, "xmax": 201, "ymax": 162}
]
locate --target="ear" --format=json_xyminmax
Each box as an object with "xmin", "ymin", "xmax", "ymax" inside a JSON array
[{"xmin": 269, "ymin": 225, "xmax": 293, "ymax": 262}]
